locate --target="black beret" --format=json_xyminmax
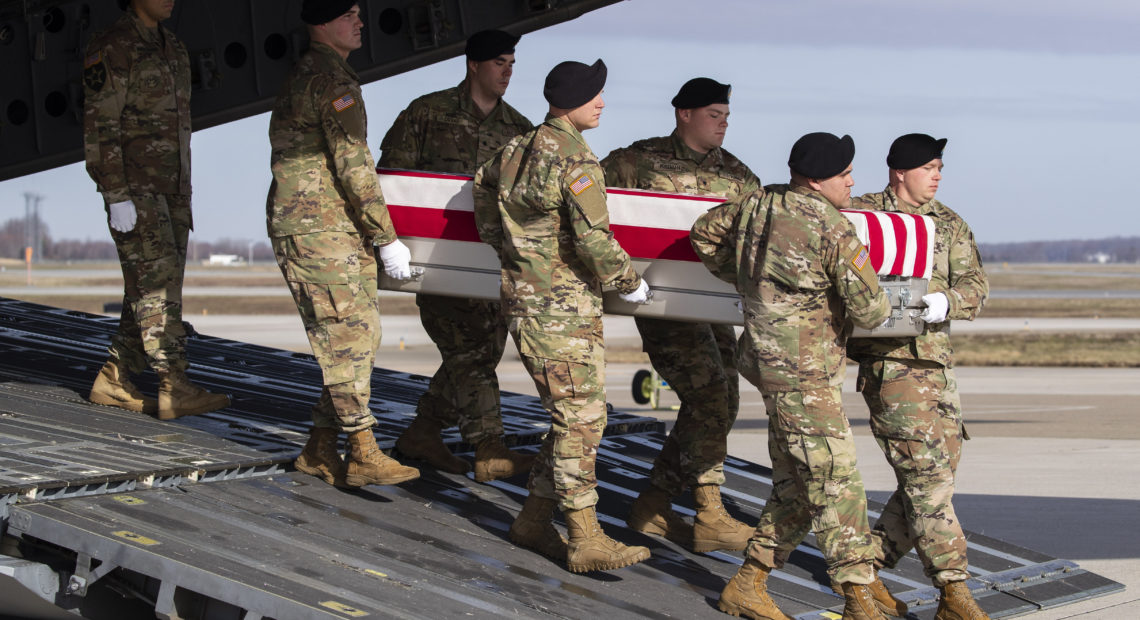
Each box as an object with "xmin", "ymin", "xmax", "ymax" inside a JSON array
[
  {"xmin": 301, "ymin": 0, "xmax": 357, "ymax": 26},
  {"xmin": 117, "ymin": 0, "xmax": 129, "ymax": 9},
  {"xmin": 544, "ymin": 59, "xmax": 607, "ymax": 110},
  {"xmin": 671, "ymin": 77, "xmax": 731, "ymax": 109},
  {"xmin": 788, "ymin": 132, "xmax": 856, "ymax": 179},
  {"xmin": 887, "ymin": 133, "xmax": 947, "ymax": 169},
  {"xmin": 465, "ymin": 30, "xmax": 520, "ymax": 61}
]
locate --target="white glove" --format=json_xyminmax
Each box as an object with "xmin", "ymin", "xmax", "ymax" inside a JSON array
[
  {"xmin": 919, "ymin": 292, "xmax": 949, "ymax": 323},
  {"xmin": 108, "ymin": 200, "xmax": 137, "ymax": 233},
  {"xmin": 377, "ymin": 239, "xmax": 413, "ymax": 281},
  {"xmin": 619, "ymin": 278, "xmax": 652, "ymax": 304}
]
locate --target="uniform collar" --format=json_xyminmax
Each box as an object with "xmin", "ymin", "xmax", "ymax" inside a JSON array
[
  {"xmin": 125, "ymin": 11, "xmax": 165, "ymax": 47},
  {"xmin": 309, "ymin": 42, "xmax": 359, "ymax": 80},
  {"xmin": 884, "ymin": 185, "xmax": 936, "ymax": 215},
  {"xmin": 789, "ymin": 182, "xmax": 835, "ymax": 207},
  {"xmin": 457, "ymin": 79, "xmax": 505, "ymax": 121},
  {"xmin": 670, "ymin": 130, "xmax": 722, "ymax": 166},
  {"xmin": 544, "ymin": 114, "xmax": 589, "ymax": 149}
]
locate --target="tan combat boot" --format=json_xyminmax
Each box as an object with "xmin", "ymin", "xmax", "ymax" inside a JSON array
[
  {"xmin": 626, "ymin": 485, "xmax": 694, "ymax": 548},
  {"xmin": 934, "ymin": 581, "xmax": 991, "ymax": 620},
  {"xmin": 473, "ymin": 437, "xmax": 536, "ymax": 482},
  {"xmin": 156, "ymin": 370, "xmax": 230, "ymax": 420},
  {"xmin": 295, "ymin": 427, "xmax": 346, "ymax": 487},
  {"xmin": 839, "ymin": 582, "xmax": 888, "ymax": 620},
  {"xmin": 693, "ymin": 484, "xmax": 753, "ymax": 553},
  {"xmin": 88, "ymin": 359, "xmax": 157, "ymax": 414},
  {"xmin": 564, "ymin": 505, "xmax": 650, "ymax": 573},
  {"xmin": 345, "ymin": 429, "xmax": 420, "ymax": 487},
  {"xmin": 831, "ymin": 572, "xmax": 909, "ymax": 617},
  {"xmin": 509, "ymin": 495, "xmax": 567, "ymax": 561},
  {"xmin": 717, "ymin": 558, "xmax": 792, "ymax": 620},
  {"xmin": 394, "ymin": 415, "xmax": 471, "ymax": 474}
]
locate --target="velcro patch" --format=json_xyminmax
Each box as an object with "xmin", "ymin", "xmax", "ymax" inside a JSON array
[
  {"xmin": 852, "ymin": 246, "xmax": 869, "ymax": 271},
  {"xmin": 569, "ymin": 174, "xmax": 594, "ymax": 196},
  {"xmin": 331, "ymin": 93, "xmax": 356, "ymax": 112}
]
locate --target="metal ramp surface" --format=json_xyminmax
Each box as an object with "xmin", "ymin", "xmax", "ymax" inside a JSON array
[{"xmin": 0, "ymin": 296, "xmax": 1125, "ymax": 618}]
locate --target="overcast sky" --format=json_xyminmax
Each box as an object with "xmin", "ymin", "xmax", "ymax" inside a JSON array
[{"xmin": 3, "ymin": 0, "xmax": 1139, "ymax": 246}]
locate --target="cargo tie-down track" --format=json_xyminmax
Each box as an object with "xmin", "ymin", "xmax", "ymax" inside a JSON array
[{"xmin": 0, "ymin": 297, "xmax": 1122, "ymax": 619}]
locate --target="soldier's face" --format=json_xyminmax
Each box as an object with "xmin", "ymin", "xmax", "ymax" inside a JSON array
[
  {"xmin": 133, "ymin": 0, "xmax": 174, "ymax": 26},
  {"xmin": 815, "ymin": 165, "xmax": 855, "ymax": 208},
  {"xmin": 895, "ymin": 158, "xmax": 943, "ymax": 205},
  {"xmin": 321, "ymin": 5, "xmax": 364, "ymax": 56},
  {"xmin": 677, "ymin": 104, "xmax": 729, "ymax": 153},
  {"xmin": 470, "ymin": 54, "xmax": 515, "ymax": 99},
  {"xmin": 567, "ymin": 91, "xmax": 605, "ymax": 131}
]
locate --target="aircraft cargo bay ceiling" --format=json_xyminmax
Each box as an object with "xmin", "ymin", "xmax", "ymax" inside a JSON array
[{"xmin": 0, "ymin": 0, "xmax": 621, "ymax": 182}]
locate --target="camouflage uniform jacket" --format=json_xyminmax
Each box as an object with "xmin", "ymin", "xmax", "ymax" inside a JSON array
[
  {"xmin": 601, "ymin": 131, "xmax": 760, "ymax": 197},
  {"xmin": 83, "ymin": 11, "xmax": 191, "ymax": 204},
  {"xmin": 473, "ymin": 115, "xmax": 642, "ymax": 317},
  {"xmin": 266, "ymin": 43, "xmax": 394, "ymax": 243},
  {"xmin": 378, "ymin": 79, "xmax": 533, "ymax": 174},
  {"xmin": 690, "ymin": 184, "xmax": 890, "ymax": 393},
  {"xmin": 847, "ymin": 187, "xmax": 988, "ymax": 367}
]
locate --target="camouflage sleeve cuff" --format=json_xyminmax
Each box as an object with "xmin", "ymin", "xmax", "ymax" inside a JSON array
[{"xmin": 102, "ymin": 189, "xmax": 130, "ymax": 204}]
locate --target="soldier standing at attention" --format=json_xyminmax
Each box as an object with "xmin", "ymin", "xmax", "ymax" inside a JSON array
[
  {"xmin": 83, "ymin": 0, "xmax": 230, "ymax": 420},
  {"xmin": 268, "ymin": 0, "xmax": 419, "ymax": 489},
  {"xmin": 380, "ymin": 30, "xmax": 535, "ymax": 482},
  {"xmin": 601, "ymin": 77, "xmax": 759, "ymax": 554},
  {"xmin": 473, "ymin": 60, "xmax": 652, "ymax": 573},
  {"xmin": 691, "ymin": 133, "xmax": 893, "ymax": 620},
  {"xmin": 847, "ymin": 134, "xmax": 990, "ymax": 620}
]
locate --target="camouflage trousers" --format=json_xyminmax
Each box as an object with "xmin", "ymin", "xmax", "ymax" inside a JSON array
[
  {"xmin": 510, "ymin": 315, "xmax": 607, "ymax": 511},
  {"xmin": 746, "ymin": 387, "xmax": 875, "ymax": 585},
  {"xmin": 414, "ymin": 294, "xmax": 507, "ymax": 443},
  {"xmin": 273, "ymin": 232, "xmax": 380, "ymax": 433},
  {"xmin": 108, "ymin": 193, "xmax": 191, "ymax": 375},
  {"xmin": 635, "ymin": 316, "xmax": 739, "ymax": 496},
  {"xmin": 857, "ymin": 358, "xmax": 970, "ymax": 586}
]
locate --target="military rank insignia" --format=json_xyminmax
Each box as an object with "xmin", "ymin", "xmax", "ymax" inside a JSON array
[
  {"xmin": 332, "ymin": 93, "xmax": 356, "ymax": 112},
  {"xmin": 84, "ymin": 51, "xmax": 107, "ymax": 93},
  {"xmin": 569, "ymin": 174, "xmax": 594, "ymax": 195}
]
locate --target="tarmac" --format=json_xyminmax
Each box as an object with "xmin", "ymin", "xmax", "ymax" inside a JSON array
[{"xmin": 183, "ymin": 311, "xmax": 1140, "ymax": 619}]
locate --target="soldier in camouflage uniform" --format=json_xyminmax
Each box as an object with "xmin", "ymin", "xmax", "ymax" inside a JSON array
[
  {"xmin": 601, "ymin": 77, "xmax": 759, "ymax": 553},
  {"xmin": 268, "ymin": 0, "xmax": 419, "ymax": 489},
  {"xmin": 473, "ymin": 59, "xmax": 652, "ymax": 573},
  {"xmin": 380, "ymin": 30, "xmax": 535, "ymax": 482},
  {"xmin": 83, "ymin": 0, "xmax": 230, "ymax": 421},
  {"xmin": 847, "ymin": 134, "xmax": 990, "ymax": 620},
  {"xmin": 691, "ymin": 133, "xmax": 894, "ymax": 620}
]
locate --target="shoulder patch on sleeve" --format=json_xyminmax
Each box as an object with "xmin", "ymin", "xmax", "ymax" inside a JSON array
[
  {"xmin": 331, "ymin": 92, "xmax": 357, "ymax": 112},
  {"xmin": 83, "ymin": 51, "xmax": 108, "ymax": 93},
  {"xmin": 569, "ymin": 174, "xmax": 594, "ymax": 196},
  {"xmin": 852, "ymin": 245, "xmax": 869, "ymax": 271}
]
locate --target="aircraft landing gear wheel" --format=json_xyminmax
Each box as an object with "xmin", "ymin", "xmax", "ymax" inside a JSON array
[{"xmin": 632, "ymin": 369, "xmax": 654, "ymax": 405}]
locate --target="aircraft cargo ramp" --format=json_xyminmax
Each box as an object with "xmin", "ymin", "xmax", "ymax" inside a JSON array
[{"xmin": 0, "ymin": 297, "xmax": 1123, "ymax": 619}]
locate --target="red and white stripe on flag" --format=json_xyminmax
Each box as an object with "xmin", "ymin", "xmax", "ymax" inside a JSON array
[
  {"xmin": 377, "ymin": 169, "xmax": 933, "ymax": 278},
  {"xmin": 840, "ymin": 209, "xmax": 935, "ymax": 280}
]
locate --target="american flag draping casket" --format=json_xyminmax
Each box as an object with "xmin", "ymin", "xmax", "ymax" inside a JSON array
[{"xmin": 377, "ymin": 169, "xmax": 934, "ymax": 335}]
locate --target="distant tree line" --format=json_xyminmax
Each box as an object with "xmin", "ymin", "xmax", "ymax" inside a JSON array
[
  {"xmin": 0, "ymin": 215, "xmax": 274, "ymax": 262},
  {"xmin": 979, "ymin": 236, "xmax": 1140, "ymax": 264}
]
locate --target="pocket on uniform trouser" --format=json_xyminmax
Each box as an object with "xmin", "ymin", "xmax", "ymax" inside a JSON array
[
  {"xmin": 515, "ymin": 327, "xmax": 596, "ymax": 399},
  {"xmin": 791, "ymin": 432, "xmax": 859, "ymax": 532},
  {"xmin": 284, "ymin": 256, "xmax": 355, "ymax": 322}
]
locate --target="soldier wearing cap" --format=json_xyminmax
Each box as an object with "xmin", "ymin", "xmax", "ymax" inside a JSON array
[
  {"xmin": 82, "ymin": 0, "xmax": 232, "ymax": 420},
  {"xmin": 601, "ymin": 77, "xmax": 759, "ymax": 554},
  {"xmin": 691, "ymin": 133, "xmax": 893, "ymax": 620},
  {"xmin": 473, "ymin": 59, "xmax": 652, "ymax": 573},
  {"xmin": 268, "ymin": 0, "xmax": 419, "ymax": 489},
  {"xmin": 380, "ymin": 29, "xmax": 535, "ymax": 482},
  {"xmin": 847, "ymin": 134, "xmax": 990, "ymax": 619}
]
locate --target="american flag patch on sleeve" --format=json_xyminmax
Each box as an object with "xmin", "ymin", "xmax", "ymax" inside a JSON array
[
  {"xmin": 852, "ymin": 246, "xmax": 870, "ymax": 270},
  {"xmin": 569, "ymin": 175, "xmax": 594, "ymax": 195},
  {"xmin": 85, "ymin": 51, "xmax": 102, "ymax": 68},
  {"xmin": 332, "ymin": 93, "xmax": 356, "ymax": 112}
]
